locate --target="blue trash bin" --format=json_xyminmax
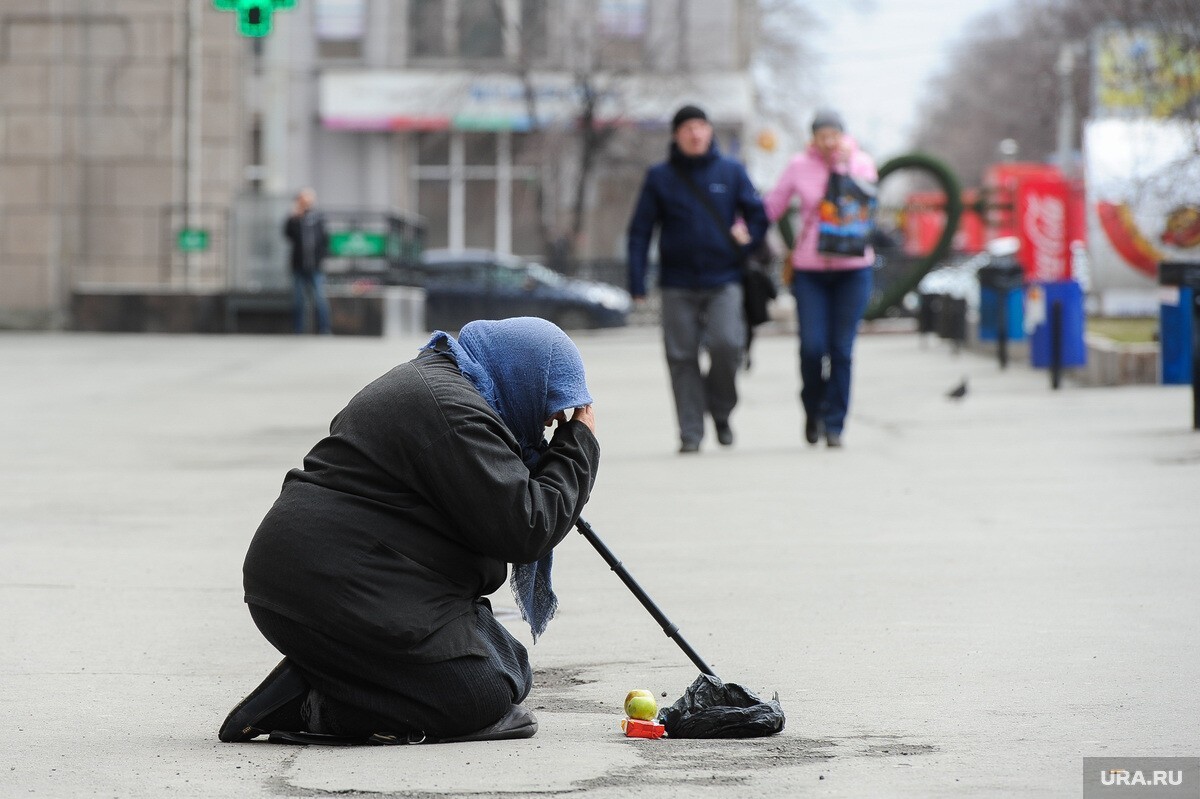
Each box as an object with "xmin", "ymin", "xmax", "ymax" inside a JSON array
[
  {"xmin": 1160, "ymin": 286, "xmax": 1193, "ymax": 385},
  {"xmin": 979, "ymin": 285, "xmax": 1025, "ymax": 342},
  {"xmin": 1030, "ymin": 280, "xmax": 1086, "ymax": 368}
]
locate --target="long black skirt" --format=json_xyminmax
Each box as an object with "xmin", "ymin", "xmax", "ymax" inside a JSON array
[{"xmin": 248, "ymin": 601, "xmax": 533, "ymax": 739}]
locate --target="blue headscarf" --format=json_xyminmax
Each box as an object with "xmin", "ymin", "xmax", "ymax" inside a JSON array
[{"xmin": 422, "ymin": 318, "xmax": 593, "ymax": 641}]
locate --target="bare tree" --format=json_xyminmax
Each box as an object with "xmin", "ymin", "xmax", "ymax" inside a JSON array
[
  {"xmin": 496, "ymin": 2, "xmax": 629, "ymax": 265},
  {"xmin": 754, "ymin": 0, "xmax": 823, "ymax": 153},
  {"xmin": 496, "ymin": 1, "xmax": 816, "ymax": 265},
  {"xmin": 911, "ymin": 0, "xmax": 1200, "ymax": 186}
]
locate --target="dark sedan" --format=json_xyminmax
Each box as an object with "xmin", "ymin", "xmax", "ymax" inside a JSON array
[{"xmin": 421, "ymin": 249, "xmax": 631, "ymax": 331}]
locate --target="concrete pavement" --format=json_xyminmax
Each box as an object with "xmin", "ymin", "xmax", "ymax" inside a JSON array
[{"xmin": 1, "ymin": 326, "xmax": 1197, "ymax": 797}]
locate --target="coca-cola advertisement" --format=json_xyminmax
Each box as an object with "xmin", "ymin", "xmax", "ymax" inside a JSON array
[{"xmin": 1016, "ymin": 176, "xmax": 1072, "ymax": 283}]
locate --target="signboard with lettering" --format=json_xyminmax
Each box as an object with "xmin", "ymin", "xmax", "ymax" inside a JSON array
[
  {"xmin": 1016, "ymin": 176, "xmax": 1072, "ymax": 283},
  {"xmin": 329, "ymin": 230, "xmax": 388, "ymax": 258},
  {"xmin": 176, "ymin": 228, "xmax": 210, "ymax": 253}
]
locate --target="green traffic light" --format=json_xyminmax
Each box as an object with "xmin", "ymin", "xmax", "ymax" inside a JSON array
[{"xmin": 212, "ymin": 0, "xmax": 295, "ymax": 38}]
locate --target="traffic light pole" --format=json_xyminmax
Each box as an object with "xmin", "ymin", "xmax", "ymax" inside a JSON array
[
  {"xmin": 263, "ymin": 18, "xmax": 290, "ymax": 196},
  {"xmin": 184, "ymin": 0, "xmax": 203, "ymax": 287}
]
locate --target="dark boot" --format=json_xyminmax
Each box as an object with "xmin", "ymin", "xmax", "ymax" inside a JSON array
[
  {"xmin": 436, "ymin": 705, "xmax": 538, "ymax": 743},
  {"xmin": 218, "ymin": 659, "xmax": 309, "ymax": 743},
  {"xmin": 266, "ymin": 704, "xmax": 538, "ymax": 746}
]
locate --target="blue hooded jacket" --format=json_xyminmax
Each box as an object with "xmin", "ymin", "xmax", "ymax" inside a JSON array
[{"xmin": 626, "ymin": 140, "xmax": 769, "ymax": 297}]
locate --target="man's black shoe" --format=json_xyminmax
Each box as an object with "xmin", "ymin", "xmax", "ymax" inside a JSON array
[
  {"xmin": 218, "ymin": 659, "xmax": 309, "ymax": 743},
  {"xmin": 679, "ymin": 441, "xmax": 700, "ymax": 454},
  {"xmin": 715, "ymin": 421, "xmax": 734, "ymax": 447}
]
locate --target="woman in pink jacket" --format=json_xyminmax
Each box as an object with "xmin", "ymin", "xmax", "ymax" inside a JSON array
[{"xmin": 763, "ymin": 110, "xmax": 877, "ymax": 448}]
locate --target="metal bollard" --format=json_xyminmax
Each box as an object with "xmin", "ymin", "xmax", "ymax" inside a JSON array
[
  {"xmin": 1157, "ymin": 261, "xmax": 1200, "ymax": 429},
  {"xmin": 1192, "ymin": 289, "xmax": 1200, "ymax": 430},
  {"xmin": 1050, "ymin": 300, "xmax": 1063, "ymax": 390}
]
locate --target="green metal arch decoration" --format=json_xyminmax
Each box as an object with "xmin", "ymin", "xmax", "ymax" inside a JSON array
[{"xmin": 864, "ymin": 152, "xmax": 963, "ymax": 320}]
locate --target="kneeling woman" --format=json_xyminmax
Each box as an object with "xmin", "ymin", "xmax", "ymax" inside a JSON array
[{"xmin": 219, "ymin": 317, "xmax": 599, "ymax": 744}]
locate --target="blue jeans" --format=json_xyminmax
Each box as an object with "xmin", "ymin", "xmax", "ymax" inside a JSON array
[
  {"xmin": 293, "ymin": 271, "xmax": 331, "ymax": 335},
  {"xmin": 791, "ymin": 268, "xmax": 873, "ymax": 436}
]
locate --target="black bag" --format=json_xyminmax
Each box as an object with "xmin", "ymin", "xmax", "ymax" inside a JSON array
[
  {"xmin": 742, "ymin": 262, "xmax": 777, "ymax": 327},
  {"xmin": 659, "ymin": 674, "xmax": 786, "ymax": 739},
  {"xmin": 816, "ymin": 172, "xmax": 877, "ymax": 257},
  {"xmin": 671, "ymin": 165, "xmax": 774, "ymax": 327}
]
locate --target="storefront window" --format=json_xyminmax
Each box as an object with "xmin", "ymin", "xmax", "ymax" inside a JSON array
[
  {"xmin": 315, "ymin": 0, "xmax": 365, "ymax": 60},
  {"xmin": 595, "ymin": 0, "xmax": 646, "ymax": 66},
  {"xmin": 513, "ymin": 132, "xmax": 547, "ymax": 167},
  {"xmin": 598, "ymin": 0, "xmax": 646, "ymax": 38},
  {"xmin": 412, "ymin": 131, "xmax": 540, "ymax": 255},
  {"xmin": 464, "ymin": 133, "xmax": 497, "ymax": 166},
  {"xmin": 416, "ymin": 132, "xmax": 450, "ymax": 166},
  {"xmin": 511, "ymin": 178, "xmax": 544, "ymax": 257},
  {"xmin": 409, "ymin": 0, "xmax": 542, "ymax": 62},
  {"xmin": 518, "ymin": 1, "xmax": 548, "ymax": 60},
  {"xmin": 464, "ymin": 179, "xmax": 498, "ymax": 250},
  {"xmin": 410, "ymin": 0, "xmax": 447, "ymax": 58},
  {"xmin": 417, "ymin": 180, "xmax": 450, "ymax": 249},
  {"xmin": 459, "ymin": 0, "xmax": 503, "ymax": 59}
]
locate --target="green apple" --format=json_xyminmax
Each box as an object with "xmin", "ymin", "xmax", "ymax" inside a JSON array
[{"xmin": 624, "ymin": 689, "xmax": 657, "ymax": 721}]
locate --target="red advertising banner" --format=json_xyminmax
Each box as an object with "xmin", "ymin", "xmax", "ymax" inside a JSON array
[{"xmin": 1016, "ymin": 176, "xmax": 1072, "ymax": 282}]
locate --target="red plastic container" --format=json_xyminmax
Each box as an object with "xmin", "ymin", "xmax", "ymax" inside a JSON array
[{"xmin": 621, "ymin": 718, "xmax": 666, "ymax": 739}]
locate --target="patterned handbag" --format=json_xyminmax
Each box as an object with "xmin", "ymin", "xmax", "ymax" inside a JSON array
[{"xmin": 816, "ymin": 172, "xmax": 877, "ymax": 257}]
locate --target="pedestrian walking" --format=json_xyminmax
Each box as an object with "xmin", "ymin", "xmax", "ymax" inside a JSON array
[
  {"xmin": 283, "ymin": 187, "xmax": 332, "ymax": 335},
  {"xmin": 218, "ymin": 317, "xmax": 599, "ymax": 744},
  {"xmin": 627, "ymin": 105, "xmax": 769, "ymax": 454},
  {"xmin": 763, "ymin": 110, "xmax": 878, "ymax": 448}
]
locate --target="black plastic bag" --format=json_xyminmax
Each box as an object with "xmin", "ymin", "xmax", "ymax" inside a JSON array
[
  {"xmin": 658, "ymin": 674, "xmax": 785, "ymax": 739},
  {"xmin": 742, "ymin": 266, "xmax": 777, "ymax": 327}
]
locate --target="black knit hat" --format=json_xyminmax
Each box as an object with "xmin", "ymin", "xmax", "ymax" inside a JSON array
[
  {"xmin": 811, "ymin": 108, "xmax": 845, "ymax": 133},
  {"xmin": 672, "ymin": 105, "xmax": 708, "ymax": 131}
]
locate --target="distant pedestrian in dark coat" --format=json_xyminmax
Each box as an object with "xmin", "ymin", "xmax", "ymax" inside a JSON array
[
  {"xmin": 219, "ymin": 317, "xmax": 599, "ymax": 744},
  {"xmin": 283, "ymin": 187, "xmax": 332, "ymax": 335},
  {"xmin": 627, "ymin": 105, "xmax": 769, "ymax": 453}
]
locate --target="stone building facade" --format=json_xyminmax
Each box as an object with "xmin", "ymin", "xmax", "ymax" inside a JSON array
[
  {"xmin": 0, "ymin": 0, "xmax": 759, "ymax": 327},
  {"xmin": 0, "ymin": 0, "xmax": 246, "ymax": 326}
]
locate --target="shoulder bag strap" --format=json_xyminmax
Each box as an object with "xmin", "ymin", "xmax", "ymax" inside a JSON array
[{"xmin": 670, "ymin": 163, "xmax": 744, "ymax": 261}]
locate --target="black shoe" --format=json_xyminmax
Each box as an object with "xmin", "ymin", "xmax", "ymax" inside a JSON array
[
  {"xmin": 715, "ymin": 421, "xmax": 734, "ymax": 447},
  {"xmin": 437, "ymin": 705, "xmax": 538, "ymax": 743},
  {"xmin": 218, "ymin": 659, "xmax": 309, "ymax": 743},
  {"xmin": 804, "ymin": 417, "xmax": 820, "ymax": 445},
  {"xmin": 679, "ymin": 441, "xmax": 700, "ymax": 454},
  {"xmin": 826, "ymin": 431, "xmax": 843, "ymax": 448}
]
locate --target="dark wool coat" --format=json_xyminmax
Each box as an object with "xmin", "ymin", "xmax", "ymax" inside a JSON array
[
  {"xmin": 243, "ymin": 350, "xmax": 600, "ymax": 663},
  {"xmin": 283, "ymin": 210, "xmax": 329, "ymax": 275}
]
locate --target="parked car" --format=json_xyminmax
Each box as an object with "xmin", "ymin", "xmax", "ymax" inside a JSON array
[{"xmin": 420, "ymin": 249, "xmax": 631, "ymax": 331}]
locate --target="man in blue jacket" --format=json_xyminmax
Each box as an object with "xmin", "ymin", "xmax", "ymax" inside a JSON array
[{"xmin": 627, "ymin": 105, "xmax": 769, "ymax": 453}]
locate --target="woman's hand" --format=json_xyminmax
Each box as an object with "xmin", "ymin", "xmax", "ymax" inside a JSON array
[
  {"xmin": 544, "ymin": 405, "xmax": 595, "ymax": 435},
  {"xmin": 571, "ymin": 404, "xmax": 595, "ymax": 434}
]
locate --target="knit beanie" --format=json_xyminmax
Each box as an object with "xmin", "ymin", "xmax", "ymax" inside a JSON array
[
  {"xmin": 811, "ymin": 108, "xmax": 845, "ymax": 133},
  {"xmin": 672, "ymin": 105, "xmax": 708, "ymax": 131}
]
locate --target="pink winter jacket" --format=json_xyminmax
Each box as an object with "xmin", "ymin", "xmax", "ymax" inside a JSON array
[{"xmin": 764, "ymin": 140, "xmax": 878, "ymax": 271}]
